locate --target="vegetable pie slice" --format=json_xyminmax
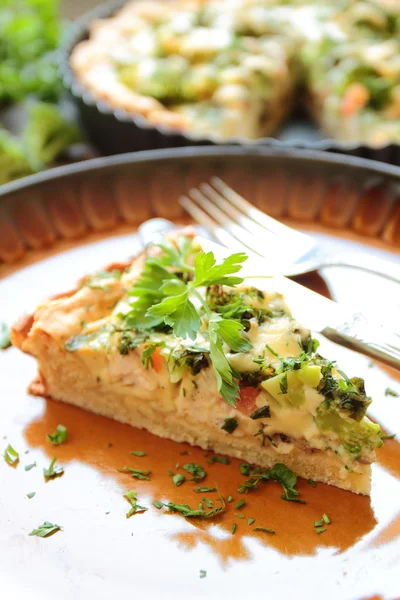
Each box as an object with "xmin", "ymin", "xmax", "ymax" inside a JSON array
[{"xmin": 12, "ymin": 232, "xmax": 382, "ymax": 494}]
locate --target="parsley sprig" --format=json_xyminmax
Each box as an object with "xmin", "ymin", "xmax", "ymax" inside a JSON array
[{"xmin": 126, "ymin": 239, "xmax": 252, "ymax": 406}]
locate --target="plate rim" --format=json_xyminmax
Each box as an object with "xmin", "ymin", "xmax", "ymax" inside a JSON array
[{"xmin": 2, "ymin": 145, "xmax": 400, "ymax": 199}]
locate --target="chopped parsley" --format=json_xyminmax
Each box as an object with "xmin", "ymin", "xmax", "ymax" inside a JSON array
[
  {"xmin": 118, "ymin": 466, "xmax": 151, "ymax": 481},
  {"xmin": 227, "ymin": 495, "xmax": 233, "ymax": 503},
  {"xmin": 4, "ymin": 444, "xmax": 19, "ymax": 466},
  {"xmin": 123, "ymin": 490, "xmax": 148, "ymax": 517},
  {"xmin": 248, "ymin": 517, "xmax": 255, "ymax": 525},
  {"xmin": 156, "ymin": 484, "xmax": 225, "ymax": 519},
  {"xmin": 207, "ymin": 456, "xmax": 229, "ymax": 465},
  {"xmin": 236, "ymin": 513, "xmax": 245, "ymax": 519},
  {"xmin": 117, "ymin": 330, "xmax": 149, "ymax": 356},
  {"xmin": 172, "ymin": 473, "xmax": 186, "ymax": 487},
  {"xmin": 0, "ymin": 322, "xmax": 11, "ymax": 349},
  {"xmin": 24, "ymin": 462, "xmax": 37, "ymax": 471},
  {"xmin": 43, "ymin": 457, "xmax": 63, "ymax": 479},
  {"xmin": 315, "ymin": 527, "xmax": 326, "ymax": 534},
  {"xmin": 307, "ymin": 479, "xmax": 317, "ymax": 487},
  {"xmin": 254, "ymin": 526, "xmax": 275, "ymax": 534},
  {"xmin": 182, "ymin": 463, "xmax": 206, "ymax": 482},
  {"xmin": 194, "ymin": 486, "xmax": 216, "ymax": 493},
  {"xmin": 279, "ymin": 373, "xmax": 288, "ymax": 395},
  {"xmin": 203, "ymin": 497, "xmax": 213, "ymax": 508},
  {"xmin": 250, "ymin": 406, "xmax": 271, "ymax": 420},
  {"xmin": 29, "ymin": 521, "xmax": 61, "ymax": 538},
  {"xmin": 199, "ymin": 570, "xmax": 207, "ymax": 579},
  {"xmin": 231, "ymin": 523, "xmax": 237, "ymax": 534},
  {"xmin": 47, "ymin": 424, "xmax": 67, "ymax": 445},
  {"xmin": 26, "ymin": 492, "xmax": 36, "ymax": 499},
  {"xmin": 130, "ymin": 450, "xmax": 147, "ymax": 457},
  {"xmin": 221, "ymin": 418, "xmax": 238, "ymax": 434},
  {"xmin": 385, "ymin": 387, "xmax": 399, "ymax": 397},
  {"xmin": 322, "ymin": 513, "xmax": 331, "ymax": 524},
  {"xmin": 153, "ymin": 500, "xmax": 163, "ymax": 509},
  {"xmin": 234, "ymin": 499, "xmax": 245, "ymax": 509},
  {"xmin": 238, "ymin": 463, "xmax": 304, "ymax": 503}
]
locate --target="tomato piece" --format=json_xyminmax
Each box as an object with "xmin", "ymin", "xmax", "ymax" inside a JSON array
[
  {"xmin": 236, "ymin": 386, "xmax": 259, "ymax": 416},
  {"xmin": 341, "ymin": 83, "xmax": 369, "ymax": 117},
  {"xmin": 151, "ymin": 346, "xmax": 164, "ymax": 374}
]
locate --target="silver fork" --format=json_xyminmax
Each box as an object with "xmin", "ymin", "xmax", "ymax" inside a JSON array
[{"xmin": 179, "ymin": 177, "xmax": 400, "ymax": 284}]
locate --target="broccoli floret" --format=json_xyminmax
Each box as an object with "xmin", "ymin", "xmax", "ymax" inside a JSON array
[{"xmin": 23, "ymin": 102, "xmax": 81, "ymax": 170}]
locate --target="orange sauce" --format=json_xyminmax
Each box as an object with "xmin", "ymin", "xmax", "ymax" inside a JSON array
[{"xmin": 24, "ymin": 397, "xmax": 381, "ymax": 562}]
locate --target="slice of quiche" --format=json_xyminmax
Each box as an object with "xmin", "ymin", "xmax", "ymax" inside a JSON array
[{"xmin": 12, "ymin": 232, "xmax": 382, "ymax": 494}]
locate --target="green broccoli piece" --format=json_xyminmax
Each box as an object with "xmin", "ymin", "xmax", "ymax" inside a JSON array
[
  {"xmin": 0, "ymin": 128, "xmax": 34, "ymax": 185},
  {"xmin": 23, "ymin": 102, "xmax": 81, "ymax": 169}
]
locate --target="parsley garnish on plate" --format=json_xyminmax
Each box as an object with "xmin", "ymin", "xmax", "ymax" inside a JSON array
[
  {"xmin": 43, "ymin": 457, "xmax": 64, "ymax": 480},
  {"xmin": 29, "ymin": 522, "xmax": 61, "ymax": 538},
  {"xmin": 26, "ymin": 492, "xmax": 36, "ymax": 499},
  {"xmin": 123, "ymin": 490, "xmax": 148, "ymax": 517},
  {"xmin": 172, "ymin": 473, "xmax": 186, "ymax": 487},
  {"xmin": 47, "ymin": 424, "xmax": 67, "ymax": 445},
  {"xmin": 118, "ymin": 466, "xmax": 151, "ymax": 481},
  {"xmin": 126, "ymin": 241, "xmax": 252, "ymax": 406},
  {"xmin": 254, "ymin": 526, "xmax": 275, "ymax": 534},
  {"xmin": 155, "ymin": 483, "xmax": 226, "ymax": 519},
  {"xmin": 182, "ymin": 463, "xmax": 206, "ymax": 482},
  {"xmin": 199, "ymin": 570, "xmax": 207, "ymax": 579},
  {"xmin": 130, "ymin": 450, "xmax": 147, "ymax": 457},
  {"xmin": 194, "ymin": 486, "xmax": 216, "ymax": 493},
  {"xmin": 238, "ymin": 463, "xmax": 304, "ymax": 503},
  {"xmin": 4, "ymin": 444, "xmax": 19, "ymax": 466},
  {"xmin": 385, "ymin": 387, "xmax": 399, "ymax": 397},
  {"xmin": 25, "ymin": 462, "xmax": 37, "ymax": 471},
  {"xmin": 0, "ymin": 322, "xmax": 11, "ymax": 349}
]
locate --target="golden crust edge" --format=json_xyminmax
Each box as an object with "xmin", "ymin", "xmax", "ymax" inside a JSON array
[{"xmin": 27, "ymin": 369, "xmax": 371, "ymax": 496}]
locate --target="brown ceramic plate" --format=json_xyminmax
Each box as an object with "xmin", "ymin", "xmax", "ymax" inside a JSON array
[{"xmin": 1, "ymin": 147, "xmax": 400, "ymax": 600}]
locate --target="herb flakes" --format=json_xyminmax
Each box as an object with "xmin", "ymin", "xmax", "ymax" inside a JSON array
[
  {"xmin": 182, "ymin": 463, "xmax": 206, "ymax": 482},
  {"xmin": 194, "ymin": 486, "xmax": 216, "ymax": 493},
  {"xmin": 123, "ymin": 490, "xmax": 148, "ymax": 517},
  {"xmin": 47, "ymin": 424, "xmax": 67, "ymax": 445},
  {"xmin": 231, "ymin": 523, "xmax": 237, "ymax": 534},
  {"xmin": 385, "ymin": 387, "xmax": 399, "ymax": 397},
  {"xmin": 24, "ymin": 462, "xmax": 37, "ymax": 471},
  {"xmin": 254, "ymin": 526, "xmax": 275, "ymax": 534},
  {"xmin": 173, "ymin": 473, "xmax": 186, "ymax": 487},
  {"xmin": 118, "ymin": 466, "xmax": 151, "ymax": 481},
  {"xmin": 221, "ymin": 418, "xmax": 238, "ymax": 434},
  {"xmin": 43, "ymin": 457, "xmax": 63, "ymax": 480},
  {"xmin": 4, "ymin": 444, "xmax": 19, "ymax": 466},
  {"xmin": 29, "ymin": 521, "xmax": 61, "ymax": 538},
  {"xmin": 130, "ymin": 450, "xmax": 147, "ymax": 457},
  {"xmin": 199, "ymin": 570, "xmax": 207, "ymax": 579},
  {"xmin": 0, "ymin": 322, "xmax": 11, "ymax": 349}
]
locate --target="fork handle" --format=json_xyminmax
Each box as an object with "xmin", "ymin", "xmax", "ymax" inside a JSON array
[
  {"xmin": 321, "ymin": 252, "xmax": 400, "ymax": 285},
  {"xmin": 322, "ymin": 313, "xmax": 400, "ymax": 371}
]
